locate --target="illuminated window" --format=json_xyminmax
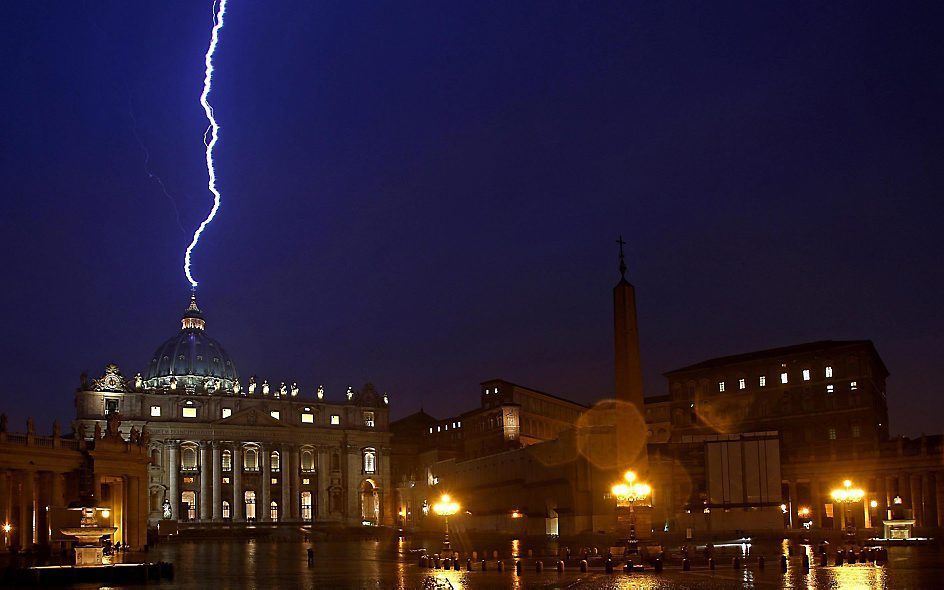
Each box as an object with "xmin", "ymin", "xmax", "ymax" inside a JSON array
[
  {"xmin": 457, "ymin": 421, "xmax": 462, "ymax": 428},
  {"xmin": 802, "ymin": 369, "xmax": 811, "ymax": 381},
  {"xmin": 301, "ymin": 450, "xmax": 315, "ymax": 472},
  {"xmin": 301, "ymin": 492, "xmax": 312, "ymax": 520},
  {"xmin": 302, "ymin": 478, "xmax": 310, "ymax": 485},
  {"xmin": 738, "ymin": 378, "xmax": 746, "ymax": 390},
  {"xmin": 759, "ymin": 376, "xmax": 766, "ymax": 387},
  {"xmin": 182, "ymin": 407, "xmax": 197, "ymax": 418},
  {"xmin": 244, "ymin": 448, "xmax": 258, "ymax": 471},
  {"xmin": 271, "ymin": 478, "xmax": 278, "ymax": 485},
  {"xmin": 825, "ymin": 366, "xmax": 833, "ymax": 378},
  {"xmin": 363, "ymin": 448, "xmax": 376, "ymax": 474},
  {"xmin": 301, "ymin": 413, "xmax": 314, "ymax": 423},
  {"xmin": 150, "ymin": 405, "xmax": 161, "ymax": 417},
  {"xmin": 428, "ymin": 427, "xmax": 433, "ymax": 434},
  {"xmin": 270, "ymin": 451, "xmax": 280, "ymax": 472},
  {"xmin": 244, "ymin": 491, "xmax": 256, "ymax": 520},
  {"xmin": 270, "ymin": 411, "xmax": 280, "ymax": 420},
  {"xmin": 718, "ymin": 382, "xmax": 725, "ymax": 392},
  {"xmin": 222, "ymin": 477, "xmax": 230, "ymax": 484},
  {"xmin": 826, "ymin": 384, "xmax": 834, "ymax": 394},
  {"xmin": 181, "ymin": 447, "xmax": 198, "ymax": 470},
  {"xmin": 104, "ymin": 398, "xmax": 119, "ymax": 415},
  {"xmin": 222, "ymin": 450, "xmax": 232, "ymax": 471},
  {"xmin": 364, "ymin": 411, "xmax": 375, "ymax": 427},
  {"xmin": 270, "ymin": 501, "xmax": 279, "ymax": 521},
  {"xmin": 850, "ymin": 381, "xmax": 858, "ymax": 390},
  {"xmin": 222, "ymin": 501, "xmax": 231, "ymax": 519},
  {"xmin": 330, "ymin": 415, "xmax": 341, "ymax": 425},
  {"xmin": 780, "ymin": 372, "xmax": 789, "ymax": 384},
  {"xmin": 828, "ymin": 428, "xmax": 837, "ymax": 440},
  {"xmin": 222, "ymin": 408, "xmax": 232, "ymax": 419}
]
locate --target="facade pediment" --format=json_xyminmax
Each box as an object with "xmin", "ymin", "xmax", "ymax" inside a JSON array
[{"xmin": 216, "ymin": 407, "xmax": 286, "ymax": 427}]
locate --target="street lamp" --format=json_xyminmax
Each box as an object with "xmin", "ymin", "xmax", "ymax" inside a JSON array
[
  {"xmin": 611, "ymin": 470, "xmax": 651, "ymax": 552},
  {"xmin": 830, "ymin": 479, "xmax": 864, "ymax": 538},
  {"xmin": 2, "ymin": 523, "xmax": 11, "ymax": 548},
  {"xmin": 433, "ymin": 493, "xmax": 460, "ymax": 557}
]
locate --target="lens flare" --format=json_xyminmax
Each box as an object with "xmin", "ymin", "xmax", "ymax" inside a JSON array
[{"xmin": 184, "ymin": 0, "xmax": 228, "ymax": 289}]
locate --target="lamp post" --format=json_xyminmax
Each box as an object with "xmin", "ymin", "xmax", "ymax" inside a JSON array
[
  {"xmin": 830, "ymin": 479, "xmax": 864, "ymax": 541},
  {"xmin": 2, "ymin": 523, "xmax": 11, "ymax": 548},
  {"xmin": 433, "ymin": 493, "xmax": 460, "ymax": 557},
  {"xmin": 611, "ymin": 470, "xmax": 651, "ymax": 553}
]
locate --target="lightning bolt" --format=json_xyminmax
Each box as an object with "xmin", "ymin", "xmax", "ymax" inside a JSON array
[{"xmin": 184, "ymin": 0, "xmax": 228, "ymax": 289}]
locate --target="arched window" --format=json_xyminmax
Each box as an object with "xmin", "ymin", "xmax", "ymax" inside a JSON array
[
  {"xmin": 244, "ymin": 448, "xmax": 258, "ymax": 471},
  {"xmin": 181, "ymin": 491, "xmax": 196, "ymax": 521},
  {"xmin": 245, "ymin": 491, "xmax": 256, "ymax": 520},
  {"xmin": 269, "ymin": 501, "xmax": 279, "ymax": 521},
  {"xmin": 362, "ymin": 448, "xmax": 376, "ymax": 474},
  {"xmin": 270, "ymin": 451, "xmax": 280, "ymax": 472},
  {"xmin": 181, "ymin": 447, "xmax": 198, "ymax": 471},
  {"xmin": 301, "ymin": 449, "xmax": 315, "ymax": 472},
  {"xmin": 331, "ymin": 452, "xmax": 340, "ymax": 472},
  {"xmin": 222, "ymin": 500, "xmax": 231, "ymax": 519},
  {"xmin": 150, "ymin": 448, "xmax": 160, "ymax": 466},
  {"xmin": 222, "ymin": 450, "xmax": 232, "ymax": 471}
]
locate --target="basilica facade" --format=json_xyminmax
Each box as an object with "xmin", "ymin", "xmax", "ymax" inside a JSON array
[{"xmin": 74, "ymin": 295, "xmax": 393, "ymax": 529}]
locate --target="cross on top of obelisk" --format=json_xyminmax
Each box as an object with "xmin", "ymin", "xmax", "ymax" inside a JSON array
[{"xmin": 616, "ymin": 235, "xmax": 627, "ymax": 280}]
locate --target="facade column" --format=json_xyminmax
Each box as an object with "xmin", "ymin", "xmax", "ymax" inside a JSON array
[
  {"xmin": 281, "ymin": 444, "xmax": 292, "ymax": 521},
  {"xmin": 788, "ymin": 481, "xmax": 799, "ymax": 528},
  {"xmin": 0, "ymin": 471, "xmax": 10, "ymax": 536},
  {"xmin": 211, "ymin": 443, "xmax": 222, "ymax": 521},
  {"xmin": 316, "ymin": 447, "xmax": 329, "ymax": 520},
  {"xmin": 260, "ymin": 445, "xmax": 271, "ymax": 522},
  {"xmin": 199, "ymin": 443, "xmax": 211, "ymax": 521},
  {"xmin": 910, "ymin": 475, "xmax": 923, "ymax": 527},
  {"xmin": 291, "ymin": 447, "xmax": 301, "ymax": 520},
  {"xmin": 810, "ymin": 480, "xmax": 823, "ymax": 529},
  {"xmin": 899, "ymin": 473, "xmax": 912, "ymax": 508},
  {"xmin": 935, "ymin": 471, "xmax": 944, "ymax": 529},
  {"xmin": 921, "ymin": 472, "xmax": 934, "ymax": 529},
  {"xmin": 19, "ymin": 471, "xmax": 35, "ymax": 550},
  {"xmin": 885, "ymin": 475, "xmax": 898, "ymax": 506},
  {"xmin": 51, "ymin": 471, "xmax": 64, "ymax": 509},
  {"xmin": 232, "ymin": 445, "xmax": 243, "ymax": 521},
  {"xmin": 168, "ymin": 442, "xmax": 180, "ymax": 521}
]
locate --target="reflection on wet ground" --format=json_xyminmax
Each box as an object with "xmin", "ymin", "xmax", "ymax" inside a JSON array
[{"xmin": 69, "ymin": 537, "xmax": 944, "ymax": 589}]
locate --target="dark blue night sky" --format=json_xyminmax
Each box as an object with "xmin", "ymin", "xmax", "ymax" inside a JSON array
[{"xmin": 1, "ymin": 2, "xmax": 941, "ymax": 435}]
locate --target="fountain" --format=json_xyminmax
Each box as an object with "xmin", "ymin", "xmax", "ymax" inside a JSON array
[{"xmin": 60, "ymin": 505, "xmax": 117, "ymax": 566}]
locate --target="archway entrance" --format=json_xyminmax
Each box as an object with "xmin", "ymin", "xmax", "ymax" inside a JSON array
[{"xmin": 360, "ymin": 480, "xmax": 379, "ymax": 525}]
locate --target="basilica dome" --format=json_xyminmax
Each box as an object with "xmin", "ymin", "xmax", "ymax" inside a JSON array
[{"xmin": 143, "ymin": 294, "xmax": 239, "ymax": 393}]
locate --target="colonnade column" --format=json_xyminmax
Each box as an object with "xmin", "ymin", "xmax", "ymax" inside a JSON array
[
  {"xmin": 168, "ymin": 442, "xmax": 179, "ymax": 521},
  {"xmin": 921, "ymin": 472, "xmax": 935, "ymax": 528},
  {"xmin": 260, "ymin": 445, "xmax": 271, "ymax": 522},
  {"xmin": 281, "ymin": 444, "xmax": 292, "ymax": 521},
  {"xmin": 291, "ymin": 447, "xmax": 301, "ymax": 520},
  {"xmin": 810, "ymin": 480, "xmax": 822, "ymax": 528},
  {"xmin": 316, "ymin": 447, "xmax": 329, "ymax": 519},
  {"xmin": 910, "ymin": 475, "xmax": 922, "ymax": 526},
  {"xmin": 0, "ymin": 471, "xmax": 10, "ymax": 535},
  {"xmin": 788, "ymin": 481, "xmax": 798, "ymax": 528},
  {"xmin": 19, "ymin": 471, "xmax": 35, "ymax": 549},
  {"xmin": 199, "ymin": 443, "xmax": 211, "ymax": 521},
  {"xmin": 936, "ymin": 471, "xmax": 944, "ymax": 529},
  {"xmin": 211, "ymin": 443, "xmax": 222, "ymax": 521},
  {"xmin": 232, "ymin": 445, "xmax": 243, "ymax": 521}
]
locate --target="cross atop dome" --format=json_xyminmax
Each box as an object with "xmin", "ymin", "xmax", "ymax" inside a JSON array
[{"xmin": 181, "ymin": 293, "xmax": 206, "ymax": 330}]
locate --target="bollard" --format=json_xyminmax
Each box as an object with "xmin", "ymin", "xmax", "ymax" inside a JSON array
[
  {"xmin": 435, "ymin": 556, "xmax": 441, "ymax": 569},
  {"xmin": 759, "ymin": 556, "xmax": 765, "ymax": 569},
  {"xmin": 481, "ymin": 559, "xmax": 487, "ymax": 571},
  {"xmin": 835, "ymin": 552, "xmax": 843, "ymax": 567},
  {"xmin": 780, "ymin": 555, "xmax": 787, "ymax": 572},
  {"xmin": 557, "ymin": 560, "xmax": 565, "ymax": 573},
  {"xmin": 709, "ymin": 557, "xmax": 715, "ymax": 570},
  {"xmin": 580, "ymin": 559, "xmax": 588, "ymax": 573},
  {"xmin": 515, "ymin": 560, "xmax": 522, "ymax": 575},
  {"xmin": 733, "ymin": 556, "xmax": 741, "ymax": 570},
  {"xmin": 820, "ymin": 553, "xmax": 827, "ymax": 567},
  {"xmin": 498, "ymin": 560, "xmax": 505, "ymax": 572},
  {"xmin": 455, "ymin": 558, "xmax": 461, "ymax": 571},
  {"xmin": 655, "ymin": 557, "xmax": 663, "ymax": 573},
  {"xmin": 419, "ymin": 555, "xmax": 426, "ymax": 568},
  {"xmin": 593, "ymin": 546, "xmax": 599, "ymax": 556},
  {"xmin": 605, "ymin": 557, "xmax": 614, "ymax": 574},
  {"xmin": 802, "ymin": 553, "xmax": 810, "ymax": 571},
  {"xmin": 536, "ymin": 560, "xmax": 543, "ymax": 573},
  {"xmin": 683, "ymin": 558, "xmax": 691, "ymax": 571},
  {"xmin": 467, "ymin": 558, "xmax": 472, "ymax": 571},
  {"xmin": 625, "ymin": 559, "xmax": 633, "ymax": 572}
]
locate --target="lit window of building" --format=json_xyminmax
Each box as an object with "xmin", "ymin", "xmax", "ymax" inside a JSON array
[
  {"xmin": 828, "ymin": 428, "xmax": 837, "ymax": 440},
  {"xmin": 301, "ymin": 492, "xmax": 312, "ymax": 520},
  {"xmin": 780, "ymin": 372, "xmax": 789, "ymax": 384},
  {"xmin": 182, "ymin": 407, "xmax": 197, "ymax": 418},
  {"xmin": 850, "ymin": 381, "xmax": 858, "ymax": 390},
  {"xmin": 825, "ymin": 365, "xmax": 833, "ymax": 378},
  {"xmin": 363, "ymin": 448, "xmax": 376, "ymax": 474},
  {"xmin": 364, "ymin": 411, "xmax": 375, "ymax": 427},
  {"xmin": 457, "ymin": 421, "xmax": 462, "ymax": 428},
  {"xmin": 330, "ymin": 415, "xmax": 340, "ymax": 425},
  {"xmin": 244, "ymin": 448, "xmax": 259, "ymax": 471},
  {"xmin": 105, "ymin": 398, "xmax": 119, "ymax": 415},
  {"xmin": 428, "ymin": 427, "xmax": 433, "ymax": 434},
  {"xmin": 302, "ymin": 478, "xmax": 310, "ymax": 485},
  {"xmin": 301, "ymin": 412, "xmax": 314, "ymax": 423},
  {"xmin": 222, "ymin": 408, "xmax": 232, "ymax": 419},
  {"xmin": 271, "ymin": 478, "xmax": 278, "ymax": 485},
  {"xmin": 738, "ymin": 378, "xmax": 746, "ymax": 390},
  {"xmin": 222, "ymin": 501, "xmax": 231, "ymax": 519},
  {"xmin": 718, "ymin": 381, "xmax": 725, "ymax": 392},
  {"xmin": 270, "ymin": 451, "xmax": 280, "ymax": 471},
  {"xmin": 802, "ymin": 369, "xmax": 811, "ymax": 381},
  {"xmin": 270, "ymin": 411, "xmax": 280, "ymax": 420},
  {"xmin": 826, "ymin": 384, "xmax": 834, "ymax": 394},
  {"xmin": 150, "ymin": 405, "xmax": 161, "ymax": 417},
  {"xmin": 222, "ymin": 450, "xmax": 232, "ymax": 471},
  {"xmin": 759, "ymin": 375, "xmax": 766, "ymax": 387},
  {"xmin": 222, "ymin": 477, "xmax": 230, "ymax": 484}
]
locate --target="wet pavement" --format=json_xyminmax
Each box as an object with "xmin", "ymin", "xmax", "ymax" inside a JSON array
[{"xmin": 57, "ymin": 536, "xmax": 944, "ymax": 589}]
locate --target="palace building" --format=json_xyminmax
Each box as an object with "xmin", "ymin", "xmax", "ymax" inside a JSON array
[{"xmin": 73, "ymin": 295, "xmax": 393, "ymax": 531}]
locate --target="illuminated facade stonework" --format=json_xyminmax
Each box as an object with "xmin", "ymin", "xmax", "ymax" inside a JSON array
[{"xmin": 74, "ymin": 296, "xmax": 392, "ymax": 529}]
